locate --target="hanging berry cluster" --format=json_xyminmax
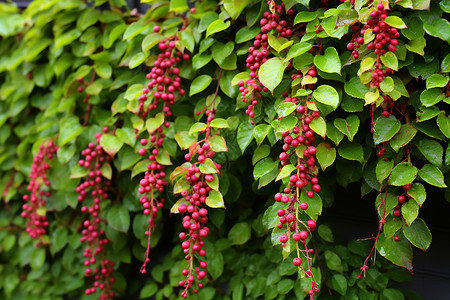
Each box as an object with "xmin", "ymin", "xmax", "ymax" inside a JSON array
[
  {"xmin": 347, "ymin": 4, "xmax": 399, "ymax": 88},
  {"xmin": 274, "ymin": 97, "xmax": 323, "ymax": 298},
  {"xmin": 171, "ymin": 106, "xmax": 227, "ymax": 298},
  {"xmin": 137, "ymin": 29, "xmax": 189, "ymax": 120},
  {"xmin": 240, "ymin": 0, "xmax": 294, "ymax": 124},
  {"xmin": 21, "ymin": 141, "xmax": 58, "ymax": 240},
  {"xmin": 136, "ymin": 30, "xmax": 190, "ymax": 274},
  {"xmin": 76, "ymin": 72, "xmax": 96, "ymax": 126},
  {"xmin": 76, "ymin": 130, "xmax": 115, "ymax": 300}
]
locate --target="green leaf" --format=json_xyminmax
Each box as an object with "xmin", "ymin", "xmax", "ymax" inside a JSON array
[
  {"xmin": 51, "ymin": 227, "xmax": 68, "ymax": 252},
  {"xmin": 418, "ymin": 164, "xmax": 447, "ymax": 188},
  {"xmin": 277, "ymin": 278, "xmax": 294, "ymax": 294},
  {"xmin": 94, "ymin": 62, "xmax": 112, "ymax": 79},
  {"xmin": 384, "ymin": 16, "xmax": 407, "ymax": 29},
  {"xmin": 77, "ymin": 8, "xmax": 100, "ymax": 31},
  {"xmin": 142, "ymin": 33, "xmax": 164, "ymax": 52},
  {"xmin": 100, "ymin": 163, "xmax": 112, "ymax": 180},
  {"xmin": 258, "ymin": 57, "xmax": 288, "ymax": 93},
  {"xmin": 373, "ymin": 115, "xmax": 401, "ymax": 144},
  {"xmin": 116, "ymin": 127, "xmax": 136, "ymax": 147},
  {"xmin": 337, "ymin": 143, "xmax": 364, "ymax": 163},
  {"xmin": 30, "ymin": 248, "xmax": 46, "ymax": 269},
  {"xmin": 326, "ymin": 123, "xmax": 344, "ymax": 145},
  {"xmin": 123, "ymin": 21, "xmax": 146, "ymax": 40},
  {"xmin": 313, "ymin": 47, "xmax": 341, "ymax": 74},
  {"xmin": 437, "ymin": 112, "xmax": 450, "ymax": 138},
  {"xmin": 228, "ymin": 222, "xmax": 251, "ymax": 245},
  {"xmin": 312, "ymin": 85, "xmax": 339, "ymax": 110},
  {"xmin": 277, "ymin": 115, "xmax": 298, "ymax": 133},
  {"xmin": 333, "ymin": 115, "xmax": 360, "ymax": 142},
  {"xmin": 140, "ymin": 282, "xmax": 158, "ymax": 298},
  {"xmin": 423, "ymin": 18, "xmax": 450, "ymax": 43},
  {"xmin": 384, "ymin": 215, "xmax": 403, "ymax": 238},
  {"xmin": 107, "ymin": 205, "xmax": 130, "ymax": 232},
  {"xmin": 390, "ymin": 123, "xmax": 417, "ymax": 152},
  {"xmin": 324, "ymin": 250, "xmax": 343, "ymax": 272},
  {"xmin": 189, "ymin": 122, "xmax": 207, "ymax": 135},
  {"xmin": 376, "ymin": 232, "xmax": 413, "ymax": 271},
  {"xmin": 223, "ymin": 0, "xmax": 251, "ymax": 20},
  {"xmin": 58, "ymin": 116, "xmax": 82, "ymax": 147},
  {"xmin": 254, "ymin": 158, "xmax": 278, "ymax": 179},
  {"xmin": 416, "ymin": 139, "xmax": 443, "ymax": 166},
  {"xmin": 276, "ymin": 164, "xmax": 296, "ymax": 181},
  {"xmin": 205, "ymin": 190, "xmax": 225, "ymax": 208},
  {"xmin": 401, "ymin": 200, "xmax": 419, "ymax": 226},
  {"xmin": 389, "ymin": 162, "xmax": 418, "ymax": 186},
  {"xmin": 253, "ymin": 124, "xmax": 270, "ymax": 145},
  {"xmin": 235, "ymin": 26, "xmax": 260, "ymax": 43},
  {"xmin": 380, "ymin": 76, "xmax": 394, "ymax": 93},
  {"xmin": 131, "ymin": 159, "xmax": 151, "ymax": 178},
  {"xmin": 300, "ymin": 190, "xmax": 322, "ymax": 221},
  {"xmin": 344, "ymin": 77, "xmax": 370, "ymax": 99},
  {"xmin": 55, "ymin": 28, "xmax": 82, "ymax": 50},
  {"xmin": 212, "ymin": 41, "xmax": 234, "ymax": 65},
  {"xmin": 408, "ymin": 183, "xmax": 426, "ymax": 206},
  {"xmin": 190, "ymin": 75, "xmax": 212, "ymax": 96},
  {"xmin": 294, "ymin": 11, "xmax": 317, "ymax": 23},
  {"xmin": 252, "ymin": 144, "xmax": 271, "ymax": 165},
  {"xmin": 285, "ymin": 42, "xmax": 313, "ymax": 61},
  {"xmin": 380, "ymin": 52, "xmax": 398, "ymax": 71},
  {"xmin": 332, "ymin": 274, "xmax": 347, "ymax": 296},
  {"xmin": 210, "ymin": 118, "xmax": 228, "ymax": 129},
  {"xmin": 209, "ymin": 135, "xmax": 227, "ymax": 152},
  {"xmin": 277, "ymin": 102, "xmax": 298, "ymax": 118},
  {"xmin": 426, "ymin": 74, "xmax": 449, "ymax": 89},
  {"xmin": 206, "ymin": 19, "xmax": 230, "ymax": 37},
  {"xmin": 70, "ymin": 164, "xmax": 89, "ymax": 179},
  {"xmin": 403, "ymin": 218, "xmax": 432, "ymax": 251},
  {"xmin": 169, "ymin": 0, "xmax": 188, "ymax": 13},
  {"xmin": 376, "ymin": 158, "xmax": 394, "ymax": 183},
  {"xmin": 100, "ymin": 134, "xmax": 123, "ymax": 157},
  {"xmin": 310, "ymin": 116, "xmax": 326, "ymax": 139},
  {"xmin": 199, "ymin": 158, "xmax": 219, "ymax": 174},
  {"xmin": 420, "ymin": 88, "xmax": 445, "ymax": 107},
  {"xmin": 316, "ymin": 143, "xmax": 336, "ymax": 171},
  {"xmin": 237, "ymin": 122, "xmax": 254, "ymax": 153}
]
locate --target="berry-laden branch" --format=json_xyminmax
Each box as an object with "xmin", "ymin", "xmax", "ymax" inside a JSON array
[
  {"xmin": 241, "ymin": 0, "xmax": 294, "ymax": 124},
  {"xmin": 275, "ymin": 96, "xmax": 322, "ymax": 299},
  {"xmin": 76, "ymin": 131, "xmax": 115, "ymax": 299},
  {"xmin": 171, "ymin": 73, "xmax": 228, "ymax": 298},
  {"xmin": 21, "ymin": 141, "xmax": 58, "ymax": 241},
  {"xmin": 136, "ymin": 31, "xmax": 190, "ymax": 274}
]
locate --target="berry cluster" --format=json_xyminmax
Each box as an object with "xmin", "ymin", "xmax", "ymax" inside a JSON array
[
  {"xmin": 347, "ymin": 5, "xmax": 399, "ymax": 88},
  {"xmin": 136, "ymin": 30, "xmax": 190, "ymax": 273},
  {"xmin": 240, "ymin": 1, "xmax": 294, "ymax": 124},
  {"xmin": 172, "ymin": 109, "xmax": 226, "ymax": 297},
  {"xmin": 274, "ymin": 98, "xmax": 322, "ymax": 297},
  {"xmin": 138, "ymin": 30, "xmax": 189, "ymax": 120},
  {"xmin": 76, "ymin": 130, "xmax": 115, "ymax": 299},
  {"xmin": 21, "ymin": 141, "xmax": 58, "ymax": 239},
  {"xmin": 137, "ymin": 133, "xmax": 168, "ymax": 273}
]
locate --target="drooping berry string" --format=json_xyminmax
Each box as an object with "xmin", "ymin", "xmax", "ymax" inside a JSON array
[
  {"xmin": 21, "ymin": 141, "xmax": 58, "ymax": 240},
  {"xmin": 275, "ymin": 100, "xmax": 321, "ymax": 298},
  {"xmin": 76, "ymin": 130, "xmax": 115, "ymax": 300},
  {"xmin": 172, "ymin": 80, "xmax": 226, "ymax": 297},
  {"xmin": 136, "ymin": 31, "xmax": 190, "ymax": 274},
  {"xmin": 241, "ymin": 1, "xmax": 293, "ymax": 124}
]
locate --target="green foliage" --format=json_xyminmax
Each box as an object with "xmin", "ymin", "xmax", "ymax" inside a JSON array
[{"xmin": 0, "ymin": 0, "xmax": 448, "ymax": 299}]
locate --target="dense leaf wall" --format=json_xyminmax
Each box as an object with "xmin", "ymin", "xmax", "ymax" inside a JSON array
[{"xmin": 0, "ymin": 0, "xmax": 449, "ymax": 299}]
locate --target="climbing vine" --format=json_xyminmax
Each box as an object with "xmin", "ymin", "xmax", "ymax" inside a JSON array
[{"xmin": 0, "ymin": 0, "xmax": 449, "ymax": 299}]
